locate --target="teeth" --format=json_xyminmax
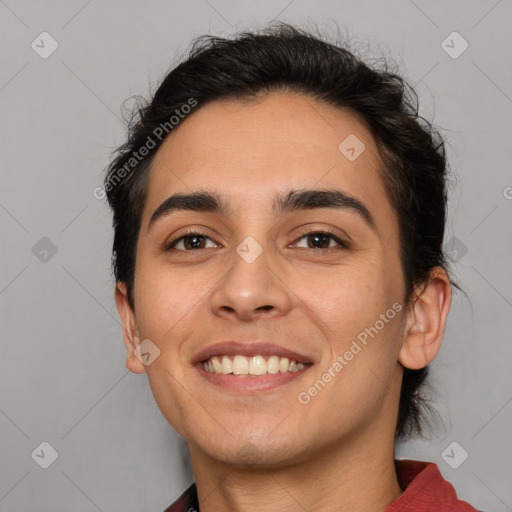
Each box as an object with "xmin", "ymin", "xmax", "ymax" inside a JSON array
[
  {"xmin": 202, "ymin": 355, "xmax": 309, "ymax": 376},
  {"xmin": 233, "ymin": 355, "xmax": 249, "ymax": 375},
  {"xmin": 267, "ymin": 355, "xmax": 280, "ymax": 374},
  {"xmin": 211, "ymin": 356, "xmax": 222, "ymax": 373},
  {"xmin": 221, "ymin": 356, "xmax": 233, "ymax": 374},
  {"xmin": 249, "ymin": 355, "xmax": 267, "ymax": 375}
]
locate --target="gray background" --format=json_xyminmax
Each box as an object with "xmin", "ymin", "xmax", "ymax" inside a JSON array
[{"xmin": 1, "ymin": 0, "xmax": 511, "ymax": 511}]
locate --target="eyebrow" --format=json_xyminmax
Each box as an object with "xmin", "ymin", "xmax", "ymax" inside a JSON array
[{"xmin": 147, "ymin": 189, "xmax": 376, "ymax": 233}]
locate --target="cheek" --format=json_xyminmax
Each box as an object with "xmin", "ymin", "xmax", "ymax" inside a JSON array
[
  {"xmin": 132, "ymin": 254, "xmax": 199, "ymax": 345},
  {"xmin": 132, "ymin": 258, "xmax": 210, "ymax": 435},
  {"xmin": 296, "ymin": 257, "xmax": 404, "ymax": 399},
  {"xmin": 298, "ymin": 261, "xmax": 392, "ymax": 342}
]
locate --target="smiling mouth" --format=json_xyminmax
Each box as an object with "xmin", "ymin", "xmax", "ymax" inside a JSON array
[{"xmin": 202, "ymin": 354, "xmax": 313, "ymax": 376}]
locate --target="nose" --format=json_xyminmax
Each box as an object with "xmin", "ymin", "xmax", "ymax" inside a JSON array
[{"xmin": 209, "ymin": 242, "xmax": 293, "ymax": 322}]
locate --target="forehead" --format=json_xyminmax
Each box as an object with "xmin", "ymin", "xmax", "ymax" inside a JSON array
[{"xmin": 144, "ymin": 92, "xmax": 392, "ymax": 223}]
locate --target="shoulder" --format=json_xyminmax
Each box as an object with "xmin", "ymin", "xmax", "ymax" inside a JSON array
[
  {"xmin": 162, "ymin": 483, "xmax": 199, "ymax": 512},
  {"xmin": 386, "ymin": 459, "xmax": 481, "ymax": 511}
]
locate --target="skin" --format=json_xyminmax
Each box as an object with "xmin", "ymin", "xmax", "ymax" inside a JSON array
[{"xmin": 115, "ymin": 92, "xmax": 452, "ymax": 511}]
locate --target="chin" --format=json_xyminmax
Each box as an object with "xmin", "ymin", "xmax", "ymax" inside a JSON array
[{"xmin": 191, "ymin": 427, "xmax": 313, "ymax": 468}]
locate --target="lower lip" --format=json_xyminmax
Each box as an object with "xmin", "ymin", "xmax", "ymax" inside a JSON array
[{"xmin": 196, "ymin": 363, "xmax": 313, "ymax": 392}]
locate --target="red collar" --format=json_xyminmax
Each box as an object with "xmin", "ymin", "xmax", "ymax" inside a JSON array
[
  {"xmin": 386, "ymin": 459, "xmax": 479, "ymax": 511},
  {"xmin": 164, "ymin": 459, "xmax": 479, "ymax": 511}
]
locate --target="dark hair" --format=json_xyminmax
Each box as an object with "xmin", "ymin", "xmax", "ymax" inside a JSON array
[{"xmin": 105, "ymin": 23, "xmax": 454, "ymax": 441}]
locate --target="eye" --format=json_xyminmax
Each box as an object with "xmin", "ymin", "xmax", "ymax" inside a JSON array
[
  {"xmin": 292, "ymin": 231, "xmax": 350, "ymax": 250},
  {"xmin": 165, "ymin": 229, "xmax": 350, "ymax": 252},
  {"xmin": 166, "ymin": 230, "xmax": 218, "ymax": 251}
]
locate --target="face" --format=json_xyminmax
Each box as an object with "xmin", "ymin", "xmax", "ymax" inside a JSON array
[{"xmin": 122, "ymin": 92, "xmax": 410, "ymax": 467}]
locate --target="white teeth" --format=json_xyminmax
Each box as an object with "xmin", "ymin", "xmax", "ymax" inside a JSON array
[
  {"xmin": 211, "ymin": 356, "xmax": 222, "ymax": 373},
  {"xmin": 202, "ymin": 354, "xmax": 309, "ymax": 376},
  {"xmin": 267, "ymin": 355, "xmax": 280, "ymax": 374},
  {"xmin": 233, "ymin": 355, "xmax": 249, "ymax": 375},
  {"xmin": 221, "ymin": 355, "xmax": 233, "ymax": 374},
  {"xmin": 249, "ymin": 355, "xmax": 267, "ymax": 375}
]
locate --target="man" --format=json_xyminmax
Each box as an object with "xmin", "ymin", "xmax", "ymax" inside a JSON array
[{"xmin": 105, "ymin": 24, "xmax": 479, "ymax": 511}]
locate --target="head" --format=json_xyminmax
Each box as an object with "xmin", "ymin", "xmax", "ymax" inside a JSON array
[{"xmin": 105, "ymin": 24, "xmax": 453, "ymax": 464}]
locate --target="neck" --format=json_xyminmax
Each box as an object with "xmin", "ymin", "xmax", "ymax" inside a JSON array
[{"xmin": 188, "ymin": 426, "xmax": 403, "ymax": 512}]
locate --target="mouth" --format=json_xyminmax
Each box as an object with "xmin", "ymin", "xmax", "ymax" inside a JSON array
[
  {"xmin": 193, "ymin": 342, "xmax": 314, "ymax": 392},
  {"xmin": 202, "ymin": 354, "xmax": 312, "ymax": 375}
]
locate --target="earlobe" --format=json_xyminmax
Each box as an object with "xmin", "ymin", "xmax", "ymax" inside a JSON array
[
  {"xmin": 114, "ymin": 282, "xmax": 146, "ymax": 374},
  {"xmin": 398, "ymin": 268, "xmax": 452, "ymax": 370}
]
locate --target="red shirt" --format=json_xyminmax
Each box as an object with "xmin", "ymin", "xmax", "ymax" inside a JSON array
[{"xmin": 163, "ymin": 459, "xmax": 480, "ymax": 511}]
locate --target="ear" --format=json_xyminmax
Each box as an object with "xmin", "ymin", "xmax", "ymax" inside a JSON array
[
  {"xmin": 398, "ymin": 267, "xmax": 452, "ymax": 370},
  {"xmin": 115, "ymin": 282, "xmax": 146, "ymax": 374}
]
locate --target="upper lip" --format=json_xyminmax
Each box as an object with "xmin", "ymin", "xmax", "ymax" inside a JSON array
[{"xmin": 192, "ymin": 341, "xmax": 314, "ymax": 365}]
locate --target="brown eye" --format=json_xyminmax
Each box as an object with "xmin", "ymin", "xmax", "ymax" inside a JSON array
[
  {"xmin": 293, "ymin": 231, "xmax": 349, "ymax": 250},
  {"xmin": 166, "ymin": 231, "xmax": 217, "ymax": 251},
  {"xmin": 181, "ymin": 235, "xmax": 207, "ymax": 250}
]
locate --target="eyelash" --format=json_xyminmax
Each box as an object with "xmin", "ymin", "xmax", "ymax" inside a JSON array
[{"xmin": 165, "ymin": 228, "xmax": 350, "ymax": 252}]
